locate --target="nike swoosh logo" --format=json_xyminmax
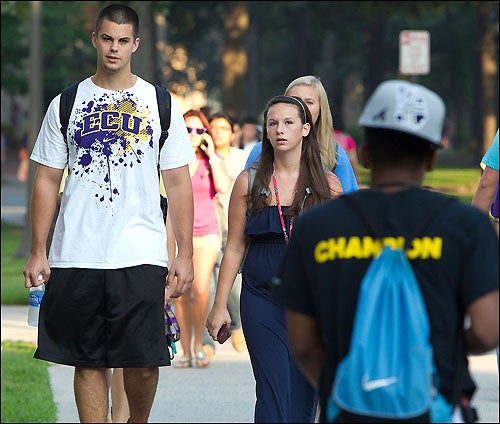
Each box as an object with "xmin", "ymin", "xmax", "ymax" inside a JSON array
[{"xmin": 361, "ymin": 375, "xmax": 398, "ymax": 391}]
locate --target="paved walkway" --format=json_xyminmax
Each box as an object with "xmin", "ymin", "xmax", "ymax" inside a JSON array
[
  {"xmin": 1, "ymin": 305, "xmax": 498, "ymax": 423},
  {"xmin": 1, "ymin": 305, "xmax": 256, "ymax": 423}
]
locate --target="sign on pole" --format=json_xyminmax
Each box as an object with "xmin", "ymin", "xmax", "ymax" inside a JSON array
[{"xmin": 399, "ymin": 30, "xmax": 430, "ymax": 75}]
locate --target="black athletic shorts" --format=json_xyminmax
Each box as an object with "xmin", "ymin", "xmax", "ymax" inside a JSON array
[{"xmin": 34, "ymin": 265, "xmax": 170, "ymax": 368}]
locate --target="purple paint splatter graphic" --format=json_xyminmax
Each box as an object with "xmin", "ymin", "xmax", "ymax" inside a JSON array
[{"xmin": 68, "ymin": 92, "xmax": 155, "ymax": 206}]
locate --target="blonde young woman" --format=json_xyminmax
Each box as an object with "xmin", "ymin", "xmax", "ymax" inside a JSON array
[
  {"xmin": 245, "ymin": 75, "xmax": 359, "ymax": 194},
  {"xmin": 207, "ymin": 95, "xmax": 342, "ymax": 422}
]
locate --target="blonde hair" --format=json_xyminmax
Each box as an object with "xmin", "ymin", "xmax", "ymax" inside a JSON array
[{"xmin": 284, "ymin": 75, "xmax": 337, "ymax": 170}]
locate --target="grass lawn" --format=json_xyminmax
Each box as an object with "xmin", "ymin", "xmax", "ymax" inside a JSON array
[
  {"xmin": 1, "ymin": 222, "xmax": 29, "ymax": 305},
  {"xmin": 1, "ymin": 341, "xmax": 57, "ymax": 423},
  {"xmin": 358, "ymin": 166, "xmax": 480, "ymax": 204},
  {"xmin": 1, "ymin": 224, "xmax": 58, "ymax": 423}
]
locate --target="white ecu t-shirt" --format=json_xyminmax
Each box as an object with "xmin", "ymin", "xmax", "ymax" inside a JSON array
[{"xmin": 30, "ymin": 76, "xmax": 195, "ymax": 269}]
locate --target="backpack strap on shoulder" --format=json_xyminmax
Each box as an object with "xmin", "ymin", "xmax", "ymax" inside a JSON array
[
  {"xmin": 154, "ymin": 84, "xmax": 171, "ymax": 220},
  {"xmin": 331, "ymin": 141, "xmax": 340, "ymax": 173},
  {"xmin": 343, "ymin": 193, "xmax": 454, "ymax": 248},
  {"xmin": 246, "ymin": 163, "xmax": 258, "ymax": 219},
  {"xmin": 246, "ymin": 162, "xmax": 271, "ymax": 219},
  {"xmin": 406, "ymin": 196, "xmax": 454, "ymax": 248},
  {"xmin": 59, "ymin": 81, "xmax": 80, "ymax": 143},
  {"xmin": 239, "ymin": 163, "xmax": 261, "ymax": 274},
  {"xmin": 154, "ymin": 84, "xmax": 171, "ymax": 151}
]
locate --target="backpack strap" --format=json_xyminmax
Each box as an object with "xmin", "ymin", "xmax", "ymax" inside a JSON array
[
  {"xmin": 246, "ymin": 164, "xmax": 258, "ymax": 219},
  {"xmin": 238, "ymin": 163, "xmax": 262, "ymax": 273},
  {"xmin": 154, "ymin": 84, "xmax": 171, "ymax": 150},
  {"xmin": 154, "ymin": 84, "xmax": 172, "ymax": 220},
  {"xmin": 343, "ymin": 193, "xmax": 453, "ymax": 246},
  {"xmin": 59, "ymin": 81, "xmax": 80, "ymax": 142},
  {"xmin": 331, "ymin": 141, "xmax": 340, "ymax": 173}
]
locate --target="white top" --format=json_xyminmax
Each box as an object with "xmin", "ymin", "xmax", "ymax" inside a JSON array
[
  {"xmin": 216, "ymin": 147, "xmax": 249, "ymax": 232},
  {"xmin": 31, "ymin": 76, "xmax": 195, "ymax": 269}
]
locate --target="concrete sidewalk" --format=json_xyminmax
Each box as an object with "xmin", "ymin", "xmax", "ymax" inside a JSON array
[
  {"xmin": 1, "ymin": 305, "xmax": 498, "ymax": 423},
  {"xmin": 1, "ymin": 305, "xmax": 256, "ymax": 423}
]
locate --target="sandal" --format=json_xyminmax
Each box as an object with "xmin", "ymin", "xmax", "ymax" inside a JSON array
[
  {"xmin": 174, "ymin": 355, "xmax": 192, "ymax": 368},
  {"xmin": 194, "ymin": 350, "xmax": 210, "ymax": 368}
]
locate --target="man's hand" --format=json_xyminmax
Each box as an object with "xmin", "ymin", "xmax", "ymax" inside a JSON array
[
  {"xmin": 23, "ymin": 253, "xmax": 50, "ymax": 288},
  {"xmin": 166, "ymin": 253, "xmax": 194, "ymax": 298}
]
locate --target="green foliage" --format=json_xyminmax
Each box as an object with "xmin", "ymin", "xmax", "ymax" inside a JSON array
[
  {"xmin": 358, "ymin": 166, "xmax": 480, "ymax": 204},
  {"xmin": 1, "ymin": 222, "xmax": 29, "ymax": 305},
  {"xmin": 1, "ymin": 1, "xmax": 30, "ymax": 94},
  {"xmin": 1, "ymin": 1, "xmax": 497, "ymax": 153},
  {"xmin": 1, "ymin": 341, "xmax": 57, "ymax": 423},
  {"xmin": 41, "ymin": 2, "xmax": 99, "ymax": 105}
]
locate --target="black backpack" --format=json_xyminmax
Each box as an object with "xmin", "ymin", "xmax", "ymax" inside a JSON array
[{"xmin": 59, "ymin": 80, "xmax": 172, "ymax": 221}]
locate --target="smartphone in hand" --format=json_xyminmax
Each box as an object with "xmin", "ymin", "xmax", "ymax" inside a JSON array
[{"xmin": 217, "ymin": 323, "xmax": 231, "ymax": 344}]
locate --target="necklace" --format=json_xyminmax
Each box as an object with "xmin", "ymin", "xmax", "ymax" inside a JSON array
[{"xmin": 272, "ymin": 163, "xmax": 297, "ymax": 245}]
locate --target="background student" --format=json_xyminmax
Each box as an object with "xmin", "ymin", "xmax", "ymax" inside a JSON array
[
  {"xmin": 245, "ymin": 75, "xmax": 359, "ymax": 194},
  {"xmin": 174, "ymin": 109, "xmax": 230, "ymax": 369}
]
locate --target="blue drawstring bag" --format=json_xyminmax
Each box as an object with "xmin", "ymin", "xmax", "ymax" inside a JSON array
[{"xmin": 327, "ymin": 196, "xmax": 454, "ymax": 422}]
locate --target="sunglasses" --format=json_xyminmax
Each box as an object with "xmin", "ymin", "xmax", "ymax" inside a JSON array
[{"xmin": 186, "ymin": 126, "xmax": 208, "ymax": 135}]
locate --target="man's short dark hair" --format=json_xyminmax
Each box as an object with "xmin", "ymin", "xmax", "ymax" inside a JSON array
[
  {"xmin": 240, "ymin": 116, "xmax": 258, "ymax": 126},
  {"xmin": 95, "ymin": 4, "xmax": 139, "ymax": 39},
  {"xmin": 364, "ymin": 128, "xmax": 437, "ymax": 166}
]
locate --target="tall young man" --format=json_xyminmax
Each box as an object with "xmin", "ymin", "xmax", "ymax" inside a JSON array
[{"xmin": 22, "ymin": 4, "xmax": 195, "ymax": 422}]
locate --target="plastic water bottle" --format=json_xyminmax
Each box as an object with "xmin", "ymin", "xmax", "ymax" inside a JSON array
[{"xmin": 28, "ymin": 278, "xmax": 45, "ymax": 327}]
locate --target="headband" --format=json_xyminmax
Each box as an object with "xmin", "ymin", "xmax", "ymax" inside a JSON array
[{"xmin": 283, "ymin": 95, "xmax": 307, "ymax": 121}]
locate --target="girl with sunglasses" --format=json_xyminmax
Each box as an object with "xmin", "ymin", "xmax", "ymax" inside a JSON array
[{"xmin": 172, "ymin": 109, "xmax": 231, "ymax": 369}]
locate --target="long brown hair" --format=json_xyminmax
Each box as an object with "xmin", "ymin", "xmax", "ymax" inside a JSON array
[{"xmin": 248, "ymin": 95, "xmax": 331, "ymax": 217}]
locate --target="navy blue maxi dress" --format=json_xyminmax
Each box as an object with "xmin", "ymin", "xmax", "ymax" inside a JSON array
[{"xmin": 240, "ymin": 206, "xmax": 317, "ymax": 423}]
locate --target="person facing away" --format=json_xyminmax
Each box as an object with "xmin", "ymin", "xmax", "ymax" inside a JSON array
[
  {"xmin": 206, "ymin": 95, "xmax": 343, "ymax": 422},
  {"xmin": 173, "ymin": 109, "xmax": 230, "ymax": 369},
  {"xmin": 471, "ymin": 129, "xmax": 499, "ymax": 235},
  {"xmin": 202, "ymin": 111, "xmax": 250, "ymax": 357},
  {"xmin": 22, "ymin": 4, "xmax": 195, "ymax": 423},
  {"xmin": 245, "ymin": 75, "xmax": 359, "ymax": 194},
  {"xmin": 274, "ymin": 80, "xmax": 499, "ymax": 422}
]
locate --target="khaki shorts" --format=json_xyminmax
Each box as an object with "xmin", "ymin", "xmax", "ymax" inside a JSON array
[{"xmin": 193, "ymin": 233, "xmax": 221, "ymax": 252}]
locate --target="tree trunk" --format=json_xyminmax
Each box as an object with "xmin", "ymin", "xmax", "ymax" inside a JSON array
[
  {"xmin": 131, "ymin": 1, "xmax": 156, "ymax": 83},
  {"xmin": 245, "ymin": 8, "xmax": 259, "ymax": 118},
  {"xmin": 478, "ymin": 1, "xmax": 498, "ymax": 155},
  {"xmin": 293, "ymin": 7, "xmax": 308, "ymax": 76},
  {"xmin": 222, "ymin": 2, "xmax": 249, "ymax": 119},
  {"xmin": 16, "ymin": 1, "xmax": 43, "ymax": 258},
  {"xmin": 319, "ymin": 31, "xmax": 337, "ymax": 121}
]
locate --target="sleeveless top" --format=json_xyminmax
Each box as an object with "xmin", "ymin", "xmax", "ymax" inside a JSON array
[{"xmin": 242, "ymin": 206, "xmax": 291, "ymax": 302}]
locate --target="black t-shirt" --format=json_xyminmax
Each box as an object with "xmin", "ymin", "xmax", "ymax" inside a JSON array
[{"xmin": 274, "ymin": 188, "xmax": 499, "ymax": 422}]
